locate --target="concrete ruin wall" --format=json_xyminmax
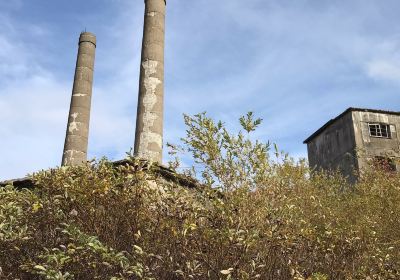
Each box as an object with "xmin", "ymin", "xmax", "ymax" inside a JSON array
[
  {"xmin": 306, "ymin": 109, "xmax": 400, "ymax": 182},
  {"xmin": 352, "ymin": 111, "xmax": 400, "ymax": 172},
  {"xmin": 306, "ymin": 111, "xmax": 358, "ymax": 182}
]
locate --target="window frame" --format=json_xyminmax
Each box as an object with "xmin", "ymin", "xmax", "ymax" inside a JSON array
[{"xmin": 368, "ymin": 123, "xmax": 391, "ymax": 139}]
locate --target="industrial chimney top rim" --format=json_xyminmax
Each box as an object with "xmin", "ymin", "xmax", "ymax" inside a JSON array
[
  {"xmin": 144, "ymin": 0, "xmax": 166, "ymax": 4},
  {"xmin": 79, "ymin": 32, "xmax": 96, "ymax": 47}
]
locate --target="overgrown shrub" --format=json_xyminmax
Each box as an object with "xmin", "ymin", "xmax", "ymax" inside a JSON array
[{"xmin": 1, "ymin": 113, "xmax": 399, "ymax": 279}]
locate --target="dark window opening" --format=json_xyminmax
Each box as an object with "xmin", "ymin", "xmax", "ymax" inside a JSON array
[
  {"xmin": 373, "ymin": 156, "xmax": 397, "ymax": 172},
  {"xmin": 368, "ymin": 123, "xmax": 391, "ymax": 138}
]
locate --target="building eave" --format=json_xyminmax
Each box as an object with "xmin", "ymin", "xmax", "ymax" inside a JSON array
[{"xmin": 303, "ymin": 107, "xmax": 400, "ymax": 144}]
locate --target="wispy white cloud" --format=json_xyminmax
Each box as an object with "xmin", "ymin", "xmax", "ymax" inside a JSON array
[
  {"xmin": 0, "ymin": 1, "xmax": 147, "ymax": 179},
  {"xmin": 0, "ymin": 74, "xmax": 70, "ymax": 179},
  {"xmin": 364, "ymin": 38, "xmax": 400, "ymax": 83},
  {"xmin": 367, "ymin": 59, "xmax": 400, "ymax": 82},
  {"xmin": 0, "ymin": 8, "xmax": 66, "ymax": 179}
]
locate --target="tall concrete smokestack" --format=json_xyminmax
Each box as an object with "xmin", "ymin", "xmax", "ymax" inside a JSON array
[
  {"xmin": 62, "ymin": 32, "xmax": 96, "ymax": 166},
  {"xmin": 134, "ymin": 0, "xmax": 166, "ymax": 163}
]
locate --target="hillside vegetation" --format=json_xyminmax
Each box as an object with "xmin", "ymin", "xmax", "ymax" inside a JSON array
[{"xmin": 1, "ymin": 113, "xmax": 400, "ymax": 279}]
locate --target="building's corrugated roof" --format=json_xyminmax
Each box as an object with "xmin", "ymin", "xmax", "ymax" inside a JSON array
[{"xmin": 303, "ymin": 107, "xmax": 400, "ymax": 144}]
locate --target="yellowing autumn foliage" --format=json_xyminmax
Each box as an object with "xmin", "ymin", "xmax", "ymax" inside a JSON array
[{"xmin": 1, "ymin": 112, "xmax": 400, "ymax": 279}]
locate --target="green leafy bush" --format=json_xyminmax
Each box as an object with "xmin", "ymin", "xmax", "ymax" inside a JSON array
[{"xmin": 1, "ymin": 113, "xmax": 399, "ymax": 279}]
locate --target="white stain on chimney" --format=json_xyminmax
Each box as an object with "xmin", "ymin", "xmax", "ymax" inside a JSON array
[
  {"xmin": 68, "ymin": 112, "xmax": 80, "ymax": 133},
  {"xmin": 63, "ymin": 149, "xmax": 86, "ymax": 165},
  {"xmin": 147, "ymin": 12, "xmax": 156, "ymax": 17},
  {"xmin": 139, "ymin": 59, "xmax": 162, "ymax": 159}
]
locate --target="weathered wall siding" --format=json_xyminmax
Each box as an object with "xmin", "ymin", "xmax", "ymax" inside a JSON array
[
  {"xmin": 307, "ymin": 109, "xmax": 400, "ymax": 182},
  {"xmin": 353, "ymin": 111, "xmax": 400, "ymax": 171},
  {"xmin": 307, "ymin": 111, "xmax": 358, "ymax": 181}
]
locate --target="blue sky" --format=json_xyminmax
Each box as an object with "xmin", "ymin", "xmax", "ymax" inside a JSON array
[{"xmin": 1, "ymin": 0, "xmax": 400, "ymax": 180}]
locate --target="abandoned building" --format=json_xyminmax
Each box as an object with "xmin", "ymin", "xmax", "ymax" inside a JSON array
[{"xmin": 304, "ymin": 107, "xmax": 400, "ymax": 182}]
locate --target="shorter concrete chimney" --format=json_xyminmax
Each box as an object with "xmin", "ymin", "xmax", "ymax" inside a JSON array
[{"xmin": 62, "ymin": 32, "xmax": 96, "ymax": 166}]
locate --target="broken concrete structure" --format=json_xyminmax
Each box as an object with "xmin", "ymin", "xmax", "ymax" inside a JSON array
[
  {"xmin": 134, "ymin": 0, "xmax": 166, "ymax": 163},
  {"xmin": 62, "ymin": 32, "xmax": 96, "ymax": 166},
  {"xmin": 0, "ymin": 159, "xmax": 200, "ymax": 190},
  {"xmin": 304, "ymin": 108, "xmax": 400, "ymax": 182}
]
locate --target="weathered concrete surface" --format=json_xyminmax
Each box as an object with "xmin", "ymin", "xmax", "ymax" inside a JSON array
[
  {"xmin": 62, "ymin": 32, "xmax": 96, "ymax": 166},
  {"xmin": 134, "ymin": 0, "xmax": 166, "ymax": 163},
  {"xmin": 305, "ymin": 108, "xmax": 400, "ymax": 182},
  {"xmin": 1, "ymin": 159, "xmax": 201, "ymax": 190},
  {"xmin": 352, "ymin": 110, "xmax": 400, "ymax": 172},
  {"xmin": 306, "ymin": 110, "xmax": 358, "ymax": 183}
]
